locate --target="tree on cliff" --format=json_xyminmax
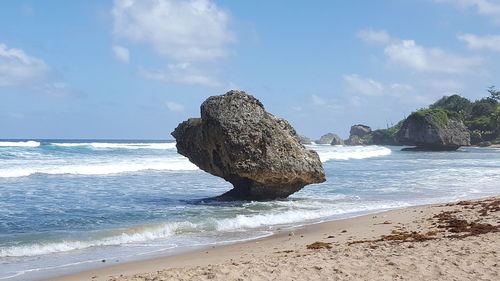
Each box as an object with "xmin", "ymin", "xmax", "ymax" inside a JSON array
[
  {"xmin": 429, "ymin": 88, "xmax": 499, "ymax": 144},
  {"xmin": 430, "ymin": 94, "xmax": 472, "ymax": 119},
  {"xmin": 487, "ymin": 86, "xmax": 500, "ymax": 102}
]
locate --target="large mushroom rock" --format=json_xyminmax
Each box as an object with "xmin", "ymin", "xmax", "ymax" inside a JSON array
[
  {"xmin": 345, "ymin": 124, "xmax": 372, "ymax": 145},
  {"xmin": 316, "ymin": 133, "xmax": 344, "ymax": 145},
  {"xmin": 171, "ymin": 90, "xmax": 326, "ymax": 200},
  {"xmin": 398, "ymin": 109, "xmax": 470, "ymax": 151}
]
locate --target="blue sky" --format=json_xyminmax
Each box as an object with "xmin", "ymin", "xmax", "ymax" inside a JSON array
[{"xmin": 1, "ymin": 0, "xmax": 499, "ymax": 139}]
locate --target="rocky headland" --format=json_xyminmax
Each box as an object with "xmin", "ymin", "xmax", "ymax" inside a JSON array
[
  {"xmin": 172, "ymin": 90, "xmax": 325, "ymax": 200},
  {"xmin": 398, "ymin": 109, "xmax": 470, "ymax": 151},
  {"xmin": 310, "ymin": 91, "xmax": 499, "ymax": 149}
]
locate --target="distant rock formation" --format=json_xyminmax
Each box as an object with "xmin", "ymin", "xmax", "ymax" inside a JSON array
[
  {"xmin": 330, "ymin": 134, "xmax": 344, "ymax": 145},
  {"xmin": 172, "ymin": 90, "xmax": 326, "ymax": 200},
  {"xmin": 316, "ymin": 133, "xmax": 344, "ymax": 145},
  {"xmin": 298, "ymin": 135, "xmax": 312, "ymax": 145},
  {"xmin": 345, "ymin": 124, "xmax": 372, "ymax": 145},
  {"xmin": 371, "ymin": 129, "xmax": 400, "ymax": 146},
  {"xmin": 398, "ymin": 109, "xmax": 470, "ymax": 151},
  {"xmin": 350, "ymin": 124, "xmax": 372, "ymax": 137},
  {"xmin": 477, "ymin": 141, "xmax": 492, "ymax": 147},
  {"xmin": 345, "ymin": 135, "xmax": 364, "ymax": 145}
]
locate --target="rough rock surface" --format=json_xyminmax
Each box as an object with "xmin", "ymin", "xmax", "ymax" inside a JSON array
[
  {"xmin": 298, "ymin": 135, "xmax": 312, "ymax": 145},
  {"xmin": 371, "ymin": 129, "xmax": 400, "ymax": 146},
  {"xmin": 172, "ymin": 90, "xmax": 325, "ymax": 200},
  {"xmin": 350, "ymin": 124, "xmax": 372, "ymax": 137},
  {"xmin": 398, "ymin": 110, "xmax": 470, "ymax": 151},
  {"xmin": 345, "ymin": 135, "xmax": 365, "ymax": 145},
  {"xmin": 345, "ymin": 124, "xmax": 372, "ymax": 145},
  {"xmin": 316, "ymin": 133, "xmax": 344, "ymax": 145}
]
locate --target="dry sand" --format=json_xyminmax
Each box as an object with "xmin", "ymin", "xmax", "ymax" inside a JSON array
[{"xmin": 47, "ymin": 197, "xmax": 499, "ymax": 281}]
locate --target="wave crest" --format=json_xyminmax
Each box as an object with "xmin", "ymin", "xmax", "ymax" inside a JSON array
[
  {"xmin": 0, "ymin": 222, "xmax": 195, "ymax": 257},
  {"xmin": 0, "ymin": 158, "xmax": 198, "ymax": 178},
  {"xmin": 50, "ymin": 142, "xmax": 176, "ymax": 150},
  {"xmin": 309, "ymin": 145, "xmax": 392, "ymax": 161},
  {"xmin": 0, "ymin": 141, "xmax": 40, "ymax": 147}
]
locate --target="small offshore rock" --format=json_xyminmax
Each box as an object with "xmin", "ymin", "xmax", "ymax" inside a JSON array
[
  {"xmin": 316, "ymin": 133, "xmax": 344, "ymax": 145},
  {"xmin": 477, "ymin": 141, "xmax": 492, "ymax": 147},
  {"xmin": 345, "ymin": 124, "xmax": 372, "ymax": 145},
  {"xmin": 298, "ymin": 135, "xmax": 312, "ymax": 145}
]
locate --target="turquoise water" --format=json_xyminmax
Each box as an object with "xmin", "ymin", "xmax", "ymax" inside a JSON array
[{"xmin": 0, "ymin": 140, "xmax": 499, "ymax": 280}]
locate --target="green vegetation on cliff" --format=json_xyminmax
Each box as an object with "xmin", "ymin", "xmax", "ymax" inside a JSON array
[
  {"xmin": 408, "ymin": 108, "xmax": 459, "ymax": 129},
  {"xmin": 365, "ymin": 86, "xmax": 499, "ymax": 145},
  {"xmin": 370, "ymin": 121, "xmax": 403, "ymax": 145},
  {"xmin": 428, "ymin": 87, "xmax": 499, "ymax": 144}
]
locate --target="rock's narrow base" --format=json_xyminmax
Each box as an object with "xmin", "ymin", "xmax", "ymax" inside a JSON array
[{"xmin": 402, "ymin": 145, "xmax": 459, "ymax": 151}]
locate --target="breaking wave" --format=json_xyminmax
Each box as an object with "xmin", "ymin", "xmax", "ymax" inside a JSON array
[
  {"xmin": 0, "ymin": 222, "xmax": 194, "ymax": 257},
  {"xmin": 0, "ymin": 141, "xmax": 40, "ymax": 147},
  {"xmin": 50, "ymin": 142, "xmax": 176, "ymax": 150},
  {"xmin": 310, "ymin": 145, "xmax": 392, "ymax": 161},
  {"xmin": 216, "ymin": 200, "xmax": 408, "ymax": 231},
  {"xmin": 0, "ymin": 158, "xmax": 198, "ymax": 178},
  {"xmin": 0, "ymin": 199, "xmax": 411, "ymax": 258}
]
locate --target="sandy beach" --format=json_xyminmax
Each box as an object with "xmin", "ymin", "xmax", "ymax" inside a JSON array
[{"xmin": 46, "ymin": 196, "xmax": 499, "ymax": 281}]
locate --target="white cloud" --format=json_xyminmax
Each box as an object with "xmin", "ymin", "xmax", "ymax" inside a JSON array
[
  {"xmin": 139, "ymin": 63, "xmax": 221, "ymax": 87},
  {"xmin": 311, "ymin": 94, "xmax": 328, "ymax": 106},
  {"xmin": 384, "ymin": 39, "xmax": 482, "ymax": 74},
  {"xmin": 343, "ymin": 74, "xmax": 385, "ymax": 96},
  {"xmin": 343, "ymin": 74, "xmax": 417, "ymax": 100},
  {"xmin": 112, "ymin": 0, "xmax": 234, "ymax": 62},
  {"xmin": 357, "ymin": 29, "xmax": 391, "ymax": 45},
  {"xmin": 342, "ymin": 74, "xmax": 456, "ymax": 105},
  {"xmin": 310, "ymin": 94, "xmax": 342, "ymax": 110},
  {"xmin": 457, "ymin": 33, "xmax": 500, "ymax": 51},
  {"xmin": 0, "ymin": 43, "xmax": 50, "ymax": 87},
  {"xmin": 112, "ymin": 45, "xmax": 130, "ymax": 63},
  {"xmin": 434, "ymin": 0, "xmax": 500, "ymax": 22},
  {"xmin": 427, "ymin": 79, "xmax": 464, "ymax": 95},
  {"xmin": 52, "ymin": 82, "xmax": 68, "ymax": 89},
  {"xmin": 165, "ymin": 101, "xmax": 185, "ymax": 112},
  {"xmin": 357, "ymin": 29, "xmax": 484, "ymax": 74}
]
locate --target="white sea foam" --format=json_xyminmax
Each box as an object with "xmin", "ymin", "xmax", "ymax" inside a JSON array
[
  {"xmin": 0, "ymin": 141, "xmax": 40, "ymax": 147},
  {"xmin": 0, "ymin": 222, "xmax": 194, "ymax": 257},
  {"xmin": 309, "ymin": 145, "xmax": 392, "ymax": 161},
  {"xmin": 0, "ymin": 158, "xmax": 198, "ymax": 178},
  {"xmin": 216, "ymin": 200, "xmax": 409, "ymax": 231},
  {"xmin": 51, "ymin": 142, "xmax": 176, "ymax": 150}
]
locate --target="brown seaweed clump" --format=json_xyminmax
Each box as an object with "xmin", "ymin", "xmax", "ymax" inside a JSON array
[
  {"xmin": 347, "ymin": 230, "xmax": 439, "ymax": 246},
  {"xmin": 433, "ymin": 210, "xmax": 499, "ymax": 239},
  {"xmin": 306, "ymin": 242, "xmax": 332, "ymax": 249},
  {"xmin": 349, "ymin": 199, "xmax": 499, "ymax": 246}
]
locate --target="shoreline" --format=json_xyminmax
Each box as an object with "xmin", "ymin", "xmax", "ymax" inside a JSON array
[
  {"xmin": 471, "ymin": 144, "xmax": 500, "ymax": 148},
  {"xmin": 45, "ymin": 196, "xmax": 499, "ymax": 281}
]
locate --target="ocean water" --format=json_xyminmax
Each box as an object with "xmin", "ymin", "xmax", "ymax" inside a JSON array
[{"xmin": 0, "ymin": 140, "xmax": 499, "ymax": 280}]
